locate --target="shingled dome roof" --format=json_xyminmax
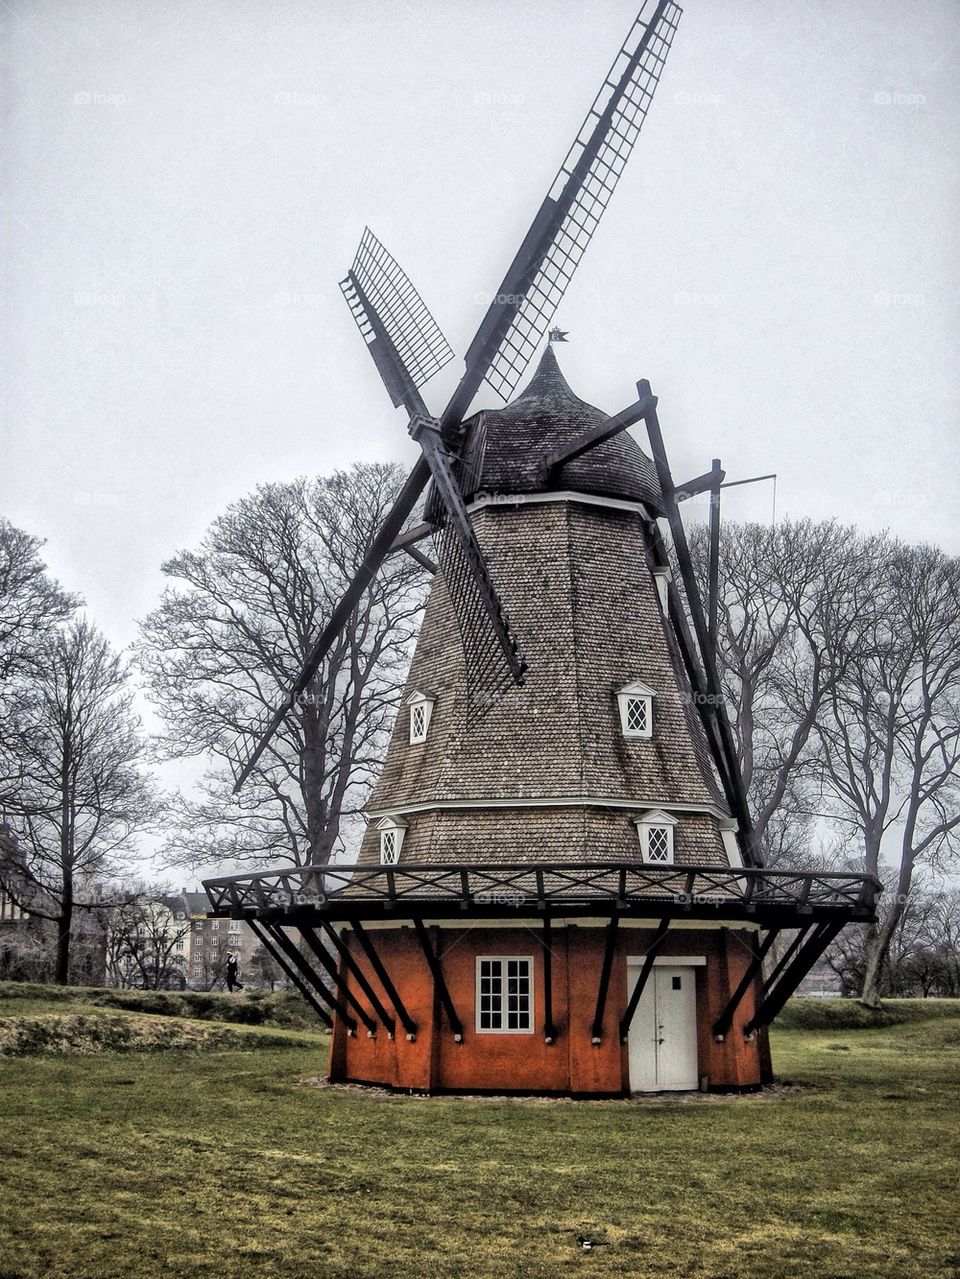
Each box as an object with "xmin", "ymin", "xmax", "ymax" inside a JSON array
[{"xmin": 459, "ymin": 345, "xmax": 663, "ymax": 510}]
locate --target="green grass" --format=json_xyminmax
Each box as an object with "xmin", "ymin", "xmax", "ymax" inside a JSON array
[
  {"xmin": 0, "ymin": 981, "xmax": 318, "ymax": 1029},
  {"xmin": 0, "ymin": 996, "xmax": 957, "ymax": 1279}
]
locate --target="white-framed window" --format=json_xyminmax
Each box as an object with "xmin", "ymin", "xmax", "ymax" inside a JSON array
[
  {"xmin": 211, "ymin": 920, "xmax": 220, "ymax": 931},
  {"xmin": 377, "ymin": 816, "xmax": 408, "ymax": 866},
  {"xmin": 634, "ymin": 809, "xmax": 678, "ymax": 864},
  {"xmin": 193, "ymin": 963, "xmax": 202, "ymax": 976},
  {"xmin": 476, "ymin": 956, "xmax": 534, "ymax": 1034},
  {"xmin": 406, "ymin": 689, "xmax": 436, "ymax": 744},
  {"xmin": 616, "ymin": 680, "xmax": 656, "ymax": 739},
  {"xmin": 228, "ymin": 920, "xmax": 242, "ymax": 934}
]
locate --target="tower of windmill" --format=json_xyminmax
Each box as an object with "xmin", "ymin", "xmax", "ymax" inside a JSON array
[{"xmin": 204, "ymin": 1, "xmax": 879, "ymax": 1095}]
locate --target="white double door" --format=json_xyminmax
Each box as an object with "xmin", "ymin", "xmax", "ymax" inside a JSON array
[{"xmin": 627, "ymin": 963, "xmax": 699, "ymax": 1092}]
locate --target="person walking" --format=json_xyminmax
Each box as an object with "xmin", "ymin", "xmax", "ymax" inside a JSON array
[{"xmin": 225, "ymin": 952, "xmax": 243, "ymax": 992}]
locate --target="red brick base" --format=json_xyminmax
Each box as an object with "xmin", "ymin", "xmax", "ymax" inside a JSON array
[{"xmin": 329, "ymin": 923, "xmax": 765, "ymax": 1095}]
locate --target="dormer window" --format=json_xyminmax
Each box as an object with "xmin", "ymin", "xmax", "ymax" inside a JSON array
[
  {"xmin": 616, "ymin": 680, "xmax": 656, "ymax": 739},
  {"xmin": 406, "ymin": 689, "xmax": 436, "ymax": 744},
  {"xmin": 377, "ymin": 816, "xmax": 407, "ymax": 866},
  {"xmin": 633, "ymin": 810, "xmax": 677, "ymax": 864}
]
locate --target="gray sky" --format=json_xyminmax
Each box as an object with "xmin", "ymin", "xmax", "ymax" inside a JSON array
[{"xmin": 2, "ymin": 0, "xmax": 958, "ymax": 744}]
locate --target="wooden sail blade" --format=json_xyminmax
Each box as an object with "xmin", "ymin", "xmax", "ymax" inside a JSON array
[
  {"xmin": 340, "ymin": 228, "xmax": 454, "ymax": 407},
  {"xmin": 461, "ymin": 0, "xmax": 682, "ymax": 405},
  {"xmin": 411, "ymin": 414, "xmax": 527, "ymax": 724}
]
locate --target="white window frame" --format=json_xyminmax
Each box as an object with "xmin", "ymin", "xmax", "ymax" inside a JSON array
[
  {"xmin": 475, "ymin": 955, "xmax": 535, "ymax": 1035},
  {"xmin": 634, "ymin": 809, "xmax": 678, "ymax": 865},
  {"xmin": 377, "ymin": 816, "xmax": 407, "ymax": 866},
  {"xmin": 406, "ymin": 690, "xmax": 436, "ymax": 744},
  {"xmin": 616, "ymin": 680, "xmax": 656, "ymax": 739}
]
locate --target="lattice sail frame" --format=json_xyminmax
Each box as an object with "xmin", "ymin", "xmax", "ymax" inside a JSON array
[
  {"xmin": 482, "ymin": 0, "xmax": 682, "ymax": 401},
  {"xmin": 340, "ymin": 228, "xmax": 454, "ymax": 402}
]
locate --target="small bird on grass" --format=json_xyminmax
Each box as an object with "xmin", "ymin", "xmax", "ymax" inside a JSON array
[{"xmin": 576, "ymin": 1234, "xmax": 609, "ymax": 1251}]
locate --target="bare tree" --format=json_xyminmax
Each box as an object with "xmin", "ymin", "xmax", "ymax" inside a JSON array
[
  {"xmin": 0, "ymin": 619, "xmax": 161, "ymax": 983},
  {"xmin": 137, "ymin": 463, "xmax": 427, "ymax": 872},
  {"xmin": 826, "ymin": 883, "xmax": 960, "ymax": 999},
  {"xmin": 816, "ymin": 541, "xmax": 960, "ymax": 1005},
  {"xmin": 692, "ymin": 519, "xmax": 876, "ymax": 864},
  {"xmin": 105, "ymin": 890, "xmax": 189, "ymax": 989},
  {"xmin": 0, "ymin": 517, "xmax": 77, "ymax": 716}
]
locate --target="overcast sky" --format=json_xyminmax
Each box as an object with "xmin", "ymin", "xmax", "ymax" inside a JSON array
[{"xmin": 2, "ymin": 0, "xmax": 958, "ymax": 861}]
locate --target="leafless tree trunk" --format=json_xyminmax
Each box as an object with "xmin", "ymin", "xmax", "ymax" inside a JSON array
[
  {"xmin": 0, "ymin": 620, "xmax": 160, "ymax": 983},
  {"xmin": 815, "ymin": 541, "xmax": 960, "ymax": 1006},
  {"xmin": 137, "ymin": 463, "xmax": 427, "ymax": 873}
]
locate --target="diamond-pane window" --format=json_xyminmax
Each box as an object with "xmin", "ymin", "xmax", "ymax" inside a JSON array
[
  {"xmin": 626, "ymin": 697, "xmax": 648, "ymax": 734},
  {"xmin": 476, "ymin": 957, "xmax": 533, "ymax": 1033},
  {"xmin": 407, "ymin": 690, "xmax": 435, "ymax": 743},
  {"xmin": 378, "ymin": 816, "xmax": 406, "ymax": 865},
  {"xmin": 647, "ymin": 826, "xmax": 671, "ymax": 862},
  {"xmin": 617, "ymin": 681, "xmax": 655, "ymax": 738},
  {"xmin": 635, "ymin": 811, "xmax": 676, "ymax": 864}
]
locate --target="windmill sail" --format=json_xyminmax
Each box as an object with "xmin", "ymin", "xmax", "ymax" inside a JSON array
[
  {"xmin": 340, "ymin": 228, "xmax": 454, "ymax": 406},
  {"xmin": 465, "ymin": 0, "xmax": 682, "ymax": 403}
]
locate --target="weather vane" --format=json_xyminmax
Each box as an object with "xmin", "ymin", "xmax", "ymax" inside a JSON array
[{"xmin": 548, "ymin": 327, "xmax": 569, "ymax": 343}]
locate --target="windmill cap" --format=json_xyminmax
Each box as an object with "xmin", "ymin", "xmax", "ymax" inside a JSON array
[{"xmin": 459, "ymin": 346, "xmax": 663, "ymax": 510}]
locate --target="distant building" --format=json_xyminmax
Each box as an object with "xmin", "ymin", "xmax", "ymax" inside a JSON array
[{"xmin": 168, "ymin": 889, "xmax": 262, "ymax": 990}]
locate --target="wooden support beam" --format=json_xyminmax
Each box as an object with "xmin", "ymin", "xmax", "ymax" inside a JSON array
[
  {"xmin": 389, "ymin": 520, "xmax": 434, "ymax": 553},
  {"xmin": 642, "ymin": 386, "xmax": 757, "ymax": 864},
  {"xmin": 350, "ymin": 921, "xmax": 418, "ymax": 1039},
  {"xmin": 744, "ymin": 921, "xmax": 844, "ymax": 1035},
  {"xmin": 619, "ymin": 918, "xmax": 671, "ymax": 1042},
  {"xmin": 404, "ymin": 544, "xmax": 437, "ymax": 574},
  {"xmin": 761, "ymin": 926, "xmax": 811, "ymax": 994},
  {"xmin": 299, "ymin": 925, "xmax": 378, "ymax": 1036},
  {"xmin": 711, "ymin": 929, "xmax": 778, "ymax": 1040},
  {"xmin": 707, "ymin": 457, "xmax": 722, "ymax": 649},
  {"xmin": 248, "ymin": 921, "xmax": 332, "ymax": 1029},
  {"xmin": 318, "ymin": 921, "xmax": 396, "ymax": 1039},
  {"xmin": 591, "ymin": 915, "xmax": 620, "ymax": 1043},
  {"xmin": 535, "ymin": 391, "xmax": 656, "ymax": 483},
  {"xmin": 676, "ymin": 463, "xmax": 726, "ymax": 501},
  {"xmin": 412, "ymin": 919, "xmax": 463, "ymax": 1041},
  {"xmin": 541, "ymin": 916, "xmax": 557, "ymax": 1044},
  {"xmin": 262, "ymin": 923, "xmax": 357, "ymax": 1034}
]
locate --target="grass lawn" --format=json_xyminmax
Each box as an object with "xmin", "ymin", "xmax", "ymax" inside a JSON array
[{"xmin": 0, "ymin": 996, "xmax": 957, "ymax": 1279}]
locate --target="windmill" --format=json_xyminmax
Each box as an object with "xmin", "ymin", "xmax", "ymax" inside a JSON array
[
  {"xmin": 206, "ymin": 1, "xmax": 879, "ymax": 1096},
  {"xmin": 230, "ymin": 0, "xmax": 684, "ymax": 789}
]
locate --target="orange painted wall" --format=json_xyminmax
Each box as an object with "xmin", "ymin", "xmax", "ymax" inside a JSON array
[{"xmin": 330, "ymin": 924, "xmax": 764, "ymax": 1094}]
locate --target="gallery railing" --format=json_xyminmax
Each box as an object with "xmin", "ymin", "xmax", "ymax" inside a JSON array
[{"xmin": 203, "ymin": 861, "xmax": 881, "ymax": 923}]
